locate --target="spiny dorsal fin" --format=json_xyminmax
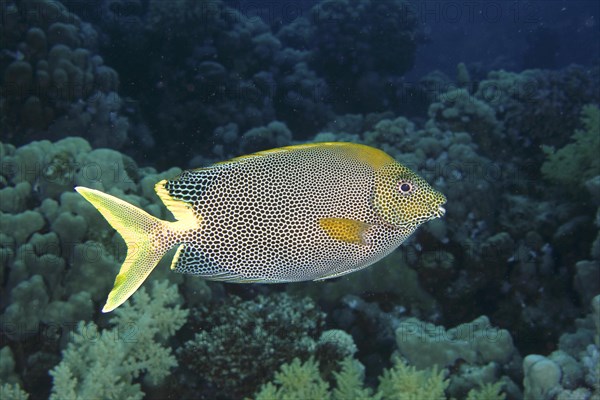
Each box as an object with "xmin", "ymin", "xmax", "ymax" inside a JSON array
[
  {"xmin": 212, "ymin": 142, "xmax": 393, "ymax": 170},
  {"xmin": 154, "ymin": 179, "xmax": 199, "ymax": 223}
]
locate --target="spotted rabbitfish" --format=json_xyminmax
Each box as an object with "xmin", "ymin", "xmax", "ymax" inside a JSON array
[{"xmin": 76, "ymin": 142, "xmax": 446, "ymax": 312}]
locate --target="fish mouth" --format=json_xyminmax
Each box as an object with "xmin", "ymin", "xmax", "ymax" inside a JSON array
[{"xmin": 434, "ymin": 205, "xmax": 446, "ymax": 218}]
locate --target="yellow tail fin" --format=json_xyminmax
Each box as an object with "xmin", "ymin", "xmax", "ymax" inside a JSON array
[{"xmin": 75, "ymin": 187, "xmax": 174, "ymax": 312}]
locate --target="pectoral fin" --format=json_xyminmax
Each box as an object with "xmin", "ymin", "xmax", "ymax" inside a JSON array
[{"xmin": 319, "ymin": 218, "xmax": 371, "ymax": 245}]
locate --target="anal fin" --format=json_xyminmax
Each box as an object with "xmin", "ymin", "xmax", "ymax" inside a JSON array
[{"xmin": 170, "ymin": 243, "xmax": 267, "ymax": 283}]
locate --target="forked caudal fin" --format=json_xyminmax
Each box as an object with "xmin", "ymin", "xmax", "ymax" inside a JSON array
[{"xmin": 75, "ymin": 187, "xmax": 196, "ymax": 312}]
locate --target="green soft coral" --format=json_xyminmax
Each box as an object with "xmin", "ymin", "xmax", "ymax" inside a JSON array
[
  {"xmin": 331, "ymin": 358, "xmax": 377, "ymax": 400},
  {"xmin": 255, "ymin": 358, "xmax": 330, "ymax": 400},
  {"xmin": 541, "ymin": 104, "xmax": 600, "ymax": 187},
  {"xmin": 254, "ymin": 357, "xmax": 450, "ymax": 400},
  {"xmin": 49, "ymin": 280, "xmax": 188, "ymax": 400},
  {"xmin": 0, "ymin": 383, "xmax": 29, "ymax": 400},
  {"xmin": 378, "ymin": 358, "xmax": 448, "ymax": 400},
  {"xmin": 466, "ymin": 382, "xmax": 506, "ymax": 400}
]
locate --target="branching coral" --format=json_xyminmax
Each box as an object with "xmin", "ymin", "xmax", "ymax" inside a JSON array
[
  {"xmin": 541, "ymin": 104, "xmax": 600, "ymax": 188},
  {"xmin": 474, "ymin": 66, "xmax": 600, "ymax": 166},
  {"xmin": 428, "ymin": 88, "xmax": 502, "ymax": 155},
  {"xmin": 466, "ymin": 382, "xmax": 506, "ymax": 400},
  {"xmin": 49, "ymin": 280, "xmax": 188, "ymax": 400},
  {"xmin": 254, "ymin": 355, "xmax": 511, "ymax": 400},
  {"xmin": 378, "ymin": 358, "xmax": 449, "ymax": 400},
  {"xmin": 331, "ymin": 357, "xmax": 375, "ymax": 400},
  {"xmin": 0, "ymin": 0, "xmax": 125, "ymax": 145},
  {"xmin": 254, "ymin": 356, "xmax": 450, "ymax": 400},
  {"xmin": 255, "ymin": 358, "xmax": 331, "ymax": 400},
  {"xmin": 177, "ymin": 293, "xmax": 326, "ymax": 399},
  {"xmin": 0, "ymin": 383, "xmax": 30, "ymax": 400}
]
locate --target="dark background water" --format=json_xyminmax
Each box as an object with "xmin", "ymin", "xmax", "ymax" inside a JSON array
[
  {"xmin": 219, "ymin": 0, "xmax": 600, "ymax": 75},
  {"xmin": 409, "ymin": 0, "xmax": 599, "ymax": 75}
]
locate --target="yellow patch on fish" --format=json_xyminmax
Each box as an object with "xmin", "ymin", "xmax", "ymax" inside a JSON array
[
  {"xmin": 76, "ymin": 142, "xmax": 446, "ymax": 312},
  {"xmin": 319, "ymin": 218, "xmax": 372, "ymax": 245}
]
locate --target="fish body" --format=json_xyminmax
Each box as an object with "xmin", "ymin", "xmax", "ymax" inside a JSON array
[{"xmin": 76, "ymin": 142, "xmax": 446, "ymax": 312}]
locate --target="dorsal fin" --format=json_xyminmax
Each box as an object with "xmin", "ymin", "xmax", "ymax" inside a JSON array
[
  {"xmin": 154, "ymin": 179, "xmax": 198, "ymax": 222},
  {"xmin": 212, "ymin": 142, "xmax": 394, "ymax": 170}
]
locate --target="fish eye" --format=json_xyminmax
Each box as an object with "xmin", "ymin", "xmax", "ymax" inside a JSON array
[{"xmin": 397, "ymin": 180, "xmax": 414, "ymax": 195}]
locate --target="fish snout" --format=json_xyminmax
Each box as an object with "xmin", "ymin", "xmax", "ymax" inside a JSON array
[
  {"xmin": 436, "ymin": 205, "xmax": 446, "ymax": 217},
  {"xmin": 431, "ymin": 194, "xmax": 447, "ymax": 218}
]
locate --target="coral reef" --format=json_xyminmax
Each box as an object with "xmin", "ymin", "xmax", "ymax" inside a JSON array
[
  {"xmin": 87, "ymin": 0, "xmax": 333, "ymax": 162},
  {"xmin": 428, "ymin": 88, "xmax": 502, "ymax": 155},
  {"xmin": 238, "ymin": 120, "xmax": 292, "ymax": 156},
  {"xmin": 541, "ymin": 104, "xmax": 600, "ymax": 188},
  {"xmin": 0, "ymin": 346, "xmax": 29, "ymax": 399},
  {"xmin": 83, "ymin": 0, "xmax": 423, "ymax": 163},
  {"xmin": 49, "ymin": 280, "xmax": 188, "ymax": 400},
  {"xmin": 288, "ymin": 247, "xmax": 438, "ymax": 318},
  {"xmin": 0, "ymin": 139, "xmax": 140, "ymax": 340},
  {"xmin": 176, "ymin": 293, "xmax": 327, "ymax": 399},
  {"xmin": 254, "ymin": 357, "xmax": 331, "ymax": 400},
  {"xmin": 394, "ymin": 316, "xmax": 522, "ymax": 399},
  {"xmin": 253, "ymin": 356, "xmax": 449, "ymax": 400},
  {"xmin": 0, "ymin": 137, "xmax": 210, "ymax": 397},
  {"xmin": 254, "ymin": 356, "xmax": 504, "ymax": 400},
  {"xmin": 0, "ymin": 383, "xmax": 29, "ymax": 400},
  {"xmin": 0, "ymin": 0, "xmax": 127, "ymax": 147},
  {"xmin": 377, "ymin": 358, "xmax": 448, "ymax": 400},
  {"xmin": 522, "ymin": 295, "xmax": 600, "ymax": 400},
  {"xmin": 473, "ymin": 66, "xmax": 600, "ymax": 167}
]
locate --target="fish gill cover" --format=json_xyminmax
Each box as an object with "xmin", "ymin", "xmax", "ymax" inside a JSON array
[{"xmin": 0, "ymin": 0, "xmax": 599, "ymax": 399}]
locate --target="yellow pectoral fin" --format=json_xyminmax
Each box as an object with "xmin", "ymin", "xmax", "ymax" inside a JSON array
[{"xmin": 319, "ymin": 218, "xmax": 371, "ymax": 245}]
